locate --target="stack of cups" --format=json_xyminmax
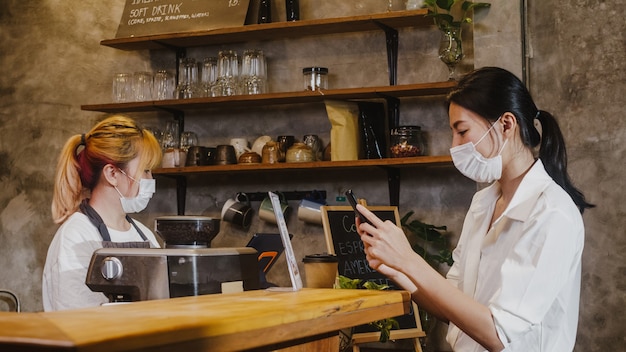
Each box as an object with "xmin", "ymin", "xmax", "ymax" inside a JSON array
[
  {"xmin": 154, "ymin": 70, "xmax": 175, "ymax": 100},
  {"xmin": 215, "ymin": 50, "xmax": 240, "ymax": 97},
  {"xmin": 112, "ymin": 73, "xmax": 133, "ymax": 102},
  {"xmin": 177, "ymin": 57, "xmax": 202, "ymax": 99},
  {"xmin": 241, "ymin": 49, "xmax": 267, "ymax": 95},
  {"xmin": 202, "ymin": 57, "xmax": 218, "ymax": 97},
  {"xmin": 132, "ymin": 72, "xmax": 153, "ymax": 101},
  {"xmin": 112, "ymin": 70, "xmax": 175, "ymax": 102},
  {"xmin": 161, "ymin": 121, "xmax": 181, "ymax": 168}
]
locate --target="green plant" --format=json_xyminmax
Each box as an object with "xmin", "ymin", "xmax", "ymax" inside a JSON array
[
  {"xmin": 424, "ymin": 0, "xmax": 491, "ymax": 33},
  {"xmin": 336, "ymin": 276, "xmax": 399, "ymax": 343},
  {"xmin": 401, "ymin": 211, "xmax": 454, "ymax": 267}
]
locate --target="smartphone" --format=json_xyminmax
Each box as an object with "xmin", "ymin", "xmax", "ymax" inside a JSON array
[{"xmin": 345, "ymin": 189, "xmax": 372, "ymax": 226}]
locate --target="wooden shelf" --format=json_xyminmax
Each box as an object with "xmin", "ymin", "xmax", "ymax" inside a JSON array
[
  {"xmin": 87, "ymin": 9, "xmax": 452, "ymax": 212},
  {"xmin": 153, "ymin": 156, "xmax": 453, "ymax": 176},
  {"xmin": 81, "ymin": 81, "xmax": 456, "ymax": 113},
  {"xmin": 100, "ymin": 9, "xmax": 433, "ymax": 51}
]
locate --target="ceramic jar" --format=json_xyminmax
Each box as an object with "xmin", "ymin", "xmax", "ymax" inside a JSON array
[{"xmin": 285, "ymin": 142, "xmax": 314, "ymax": 162}]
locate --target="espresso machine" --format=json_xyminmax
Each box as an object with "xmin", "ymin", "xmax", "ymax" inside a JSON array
[{"xmin": 86, "ymin": 216, "xmax": 261, "ymax": 303}]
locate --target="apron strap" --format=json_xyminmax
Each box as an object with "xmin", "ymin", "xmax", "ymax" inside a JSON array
[{"xmin": 79, "ymin": 199, "xmax": 149, "ymax": 243}]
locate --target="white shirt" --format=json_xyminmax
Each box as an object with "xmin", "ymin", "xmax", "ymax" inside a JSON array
[
  {"xmin": 42, "ymin": 212, "xmax": 160, "ymax": 311},
  {"xmin": 446, "ymin": 160, "xmax": 584, "ymax": 351}
]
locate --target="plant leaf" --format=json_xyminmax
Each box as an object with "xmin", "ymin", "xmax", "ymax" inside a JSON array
[{"xmin": 436, "ymin": 0, "xmax": 455, "ymax": 11}]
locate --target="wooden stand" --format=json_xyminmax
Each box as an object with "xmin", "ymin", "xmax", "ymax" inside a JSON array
[
  {"xmin": 351, "ymin": 302, "xmax": 425, "ymax": 352},
  {"xmin": 321, "ymin": 205, "xmax": 427, "ymax": 352}
]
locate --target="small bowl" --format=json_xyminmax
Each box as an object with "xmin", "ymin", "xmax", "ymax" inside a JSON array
[{"xmin": 238, "ymin": 151, "xmax": 262, "ymax": 164}]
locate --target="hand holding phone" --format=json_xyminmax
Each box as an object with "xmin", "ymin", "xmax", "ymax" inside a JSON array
[{"xmin": 345, "ymin": 189, "xmax": 373, "ymax": 226}]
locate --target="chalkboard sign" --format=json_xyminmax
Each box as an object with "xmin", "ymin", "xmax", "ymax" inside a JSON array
[
  {"xmin": 116, "ymin": 0, "xmax": 251, "ymax": 38},
  {"xmin": 321, "ymin": 206, "xmax": 422, "ymax": 336}
]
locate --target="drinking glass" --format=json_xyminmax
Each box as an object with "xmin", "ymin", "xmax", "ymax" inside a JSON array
[
  {"xmin": 177, "ymin": 57, "xmax": 201, "ymax": 99},
  {"xmin": 162, "ymin": 121, "xmax": 180, "ymax": 150},
  {"xmin": 112, "ymin": 73, "xmax": 133, "ymax": 102},
  {"xmin": 180, "ymin": 131, "xmax": 198, "ymax": 152},
  {"xmin": 153, "ymin": 70, "xmax": 175, "ymax": 100},
  {"xmin": 132, "ymin": 71, "xmax": 153, "ymax": 101},
  {"xmin": 216, "ymin": 50, "xmax": 240, "ymax": 96},
  {"xmin": 241, "ymin": 49, "xmax": 267, "ymax": 95},
  {"xmin": 201, "ymin": 57, "xmax": 218, "ymax": 97}
]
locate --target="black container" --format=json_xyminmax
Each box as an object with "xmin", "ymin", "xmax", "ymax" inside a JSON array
[
  {"xmin": 286, "ymin": 0, "xmax": 299, "ymax": 21},
  {"xmin": 258, "ymin": 0, "xmax": 272, "ymax": 23}
]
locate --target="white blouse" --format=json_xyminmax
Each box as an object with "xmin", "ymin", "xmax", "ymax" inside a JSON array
[{"xmin": 446, "ymin": 160, "xmax": 584, "ymax": 351}]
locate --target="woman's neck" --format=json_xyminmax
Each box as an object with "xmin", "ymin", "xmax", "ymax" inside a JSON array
[
  {"xmin": 89, "ymin": 188, "xmax": 130, "ymax": 231},
  {"xmin": 499, "ymin": 148, "xmax": 536, "ymax": 203}
]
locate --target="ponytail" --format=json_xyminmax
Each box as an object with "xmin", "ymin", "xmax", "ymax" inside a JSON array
[
  {"xmin": 536, "ymin": 110, "xmax": 594, "ymax": 213},
  {"xmin": 51, "ymin": 135, "xmax": 85, "ymax": 223},
  {"xmin": 448, "ymin": 67, "xmax": 594, "ymax": 214}
]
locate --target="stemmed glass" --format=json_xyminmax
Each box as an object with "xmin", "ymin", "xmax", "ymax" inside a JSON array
[{"xmin": 438, "ymin": 27, "xmax": 464, "ymax": 81}]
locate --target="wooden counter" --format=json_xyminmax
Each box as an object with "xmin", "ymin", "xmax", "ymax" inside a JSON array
[{"xmin": 0, "ymin": 288, "xmax": 410, "ymax": 351}]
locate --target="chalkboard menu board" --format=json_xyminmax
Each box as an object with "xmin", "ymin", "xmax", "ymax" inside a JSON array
[
  {"xmin": 116, "ymin": 0, "xmax": 251, "ymax": 38},
  {"xmin": 321, "ymin": 206, "xmax": 420, "ymax": 334}
]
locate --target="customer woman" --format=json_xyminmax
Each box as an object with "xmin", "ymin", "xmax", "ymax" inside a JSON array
[
  {"xmin": 356, "ymin": 67, "xmax": 593, "ymax": 351},
  {"xmin": 43, "ymin": 115, "xmax": 162, "ymax": 311}
]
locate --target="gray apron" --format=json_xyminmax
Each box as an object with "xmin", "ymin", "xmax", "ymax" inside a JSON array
[{"xmin": 80, "ymin": 199, "xmax": 150, "ymax": 248}]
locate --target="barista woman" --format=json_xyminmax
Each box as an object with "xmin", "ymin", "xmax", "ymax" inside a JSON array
[
  {"xmin": 356, "ymin": 67, "xmax": 593, "ymax": 351},
  {"xmin": 43, "ymin": 115, "xmax": 162, "ymax": 311}
]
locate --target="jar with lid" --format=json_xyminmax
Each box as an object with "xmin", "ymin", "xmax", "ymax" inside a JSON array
[
  {"xmin": 390, "ymin": 125, "xmax": 425, "ymax": 158},
  {"xmin": 262, "ymin": 141, "xmax": 280, "ymax": 164},
  {"xmin": 303, "ymin": 67, "xmax": 328, "ymax": 91},
  {"xmin": 286, "ymin": 142, "xmax": 314, "ymax": 163}
]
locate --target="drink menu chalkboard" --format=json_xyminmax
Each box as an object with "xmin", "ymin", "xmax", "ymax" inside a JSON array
[
  {"xmin": 321, "ymin": 206, "xmax": 421, "ymax": 334},
  {"xmin": 115, "ymin": 0, "xmax": 251, "ymax": 38}
]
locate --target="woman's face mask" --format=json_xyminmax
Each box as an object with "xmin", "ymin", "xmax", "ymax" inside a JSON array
[
  {"xmin": 449, "ymin": 116, "xmax": 508, "ymax": 183},
  {"xmin": 114, "ymin": 169, "xmax": 155, "ymax": 213}
]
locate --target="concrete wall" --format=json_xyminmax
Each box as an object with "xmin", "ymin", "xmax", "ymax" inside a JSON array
[{"xmin": 0, "ymin": 0, "xmax": 623, "ymax": 350}]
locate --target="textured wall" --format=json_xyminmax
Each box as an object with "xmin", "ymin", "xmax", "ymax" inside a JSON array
[
  {"xmin": 0, "ymin": 0, "xmax": 623, "ymax": 350},
  {"xmin": 527, "ymin": 1, "xmax": 626, "ymax": 350}
]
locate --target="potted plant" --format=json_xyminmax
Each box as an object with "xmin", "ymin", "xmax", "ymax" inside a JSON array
[
  {"xmin": 401, "ymin": 210, "xmax": 453, "ymax": 351},
  {"xmin": 336, "ymin": 212, "xmax": 453, "ymax": 350},
  {"xmin": 336, "ymin": 276, "xmax": 399, "ymax": 345},
  {"xmin": 423, "ymin": 0, "xmax": 491, "ymax": 80}
]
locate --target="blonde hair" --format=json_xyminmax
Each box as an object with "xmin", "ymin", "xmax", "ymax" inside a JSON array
[{"xmin": 52, "ymin": 115, "xmax": 162, "ymax": 223}]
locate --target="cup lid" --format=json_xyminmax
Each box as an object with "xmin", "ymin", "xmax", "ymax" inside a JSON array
[
  {"xmin": 303, "ymin": 67, "xmax": 328, "ymax": 74},
  {"xmin": 302, "ymin": 253, "xmax": 338, "ymax": 263}
]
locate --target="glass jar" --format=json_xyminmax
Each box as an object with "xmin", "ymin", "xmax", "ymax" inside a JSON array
[
  {"xmin": 390, "ymin": 125, "xmax": 425, "ymax": 158},
  {"xmin": 303, "ymin": 67, "xmax": 328, "ymax": 91}
]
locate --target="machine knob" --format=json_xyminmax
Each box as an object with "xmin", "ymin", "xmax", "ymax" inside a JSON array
[{"xmin": 100, "ymin": 257, "xmax": 123, "ymax": 280}]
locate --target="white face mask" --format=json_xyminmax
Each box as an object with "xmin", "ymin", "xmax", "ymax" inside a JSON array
[
  {"xmin": 450, "ymin": 116, "xmax": 508, "ymax": 183},
  {"xmin": 115, "ymin": 170, "xmax": 155, "ymax": 213}
]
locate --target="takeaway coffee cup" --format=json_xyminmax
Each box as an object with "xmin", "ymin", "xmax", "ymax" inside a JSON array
[
  {"xmin": 259, "ymin": 192, "xmax": 289, "ymax": 224},
  {"xmin": 221, "ymin": 193, "xmax": 253, "ymax": 229},
  {"xmin": 302, "ymin": 254, "xmax": 338, "ymax": 288}
]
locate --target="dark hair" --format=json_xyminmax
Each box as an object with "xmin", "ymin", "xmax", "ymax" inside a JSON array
[{"xmin": 446, "ymin": 67, "xmax": 594, "ymax": 213}]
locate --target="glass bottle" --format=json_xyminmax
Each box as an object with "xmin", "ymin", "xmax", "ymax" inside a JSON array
[
  {"xmin": 286, "ymin": 0, "xmax": 299, "ymax": 21},
  {"xmin": 258, "ymin": 0, "xmax": 272, "ymax": 24}
]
